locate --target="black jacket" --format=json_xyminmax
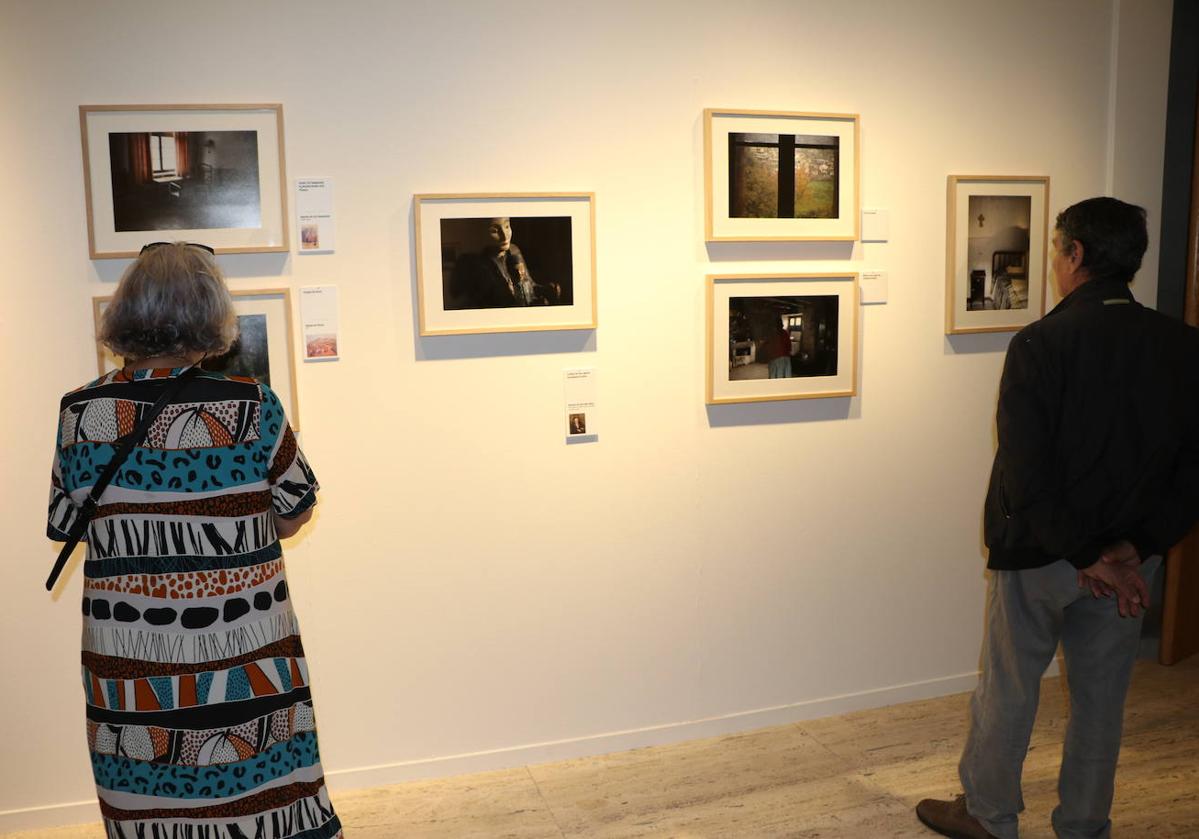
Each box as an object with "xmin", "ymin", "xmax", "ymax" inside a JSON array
[{"xmin": 984, "ymin": 278, "xmax": 1199, "ymax": 570}]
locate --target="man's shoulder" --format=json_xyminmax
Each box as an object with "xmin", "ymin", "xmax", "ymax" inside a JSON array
[
  {"xmin": 1027, "ymin": 293, "xmax": 1199, "ymax": 366},
  {"xmin": 1006, "ymin": 319, "xmax": 1046, "ymax": 356},
  {"xmin": 1136, "ymin": 303, "xmax": 1199, "ymax": 336}
]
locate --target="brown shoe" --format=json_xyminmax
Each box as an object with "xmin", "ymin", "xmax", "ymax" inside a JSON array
[{"xmin": 915, "ymin": 794, "xmax": 999, "ymax": 838}]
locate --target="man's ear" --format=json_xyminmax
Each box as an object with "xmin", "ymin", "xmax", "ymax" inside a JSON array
[{"xmin": 1067, "ymin": 239, "xmax": 1085, "ymax": 270}]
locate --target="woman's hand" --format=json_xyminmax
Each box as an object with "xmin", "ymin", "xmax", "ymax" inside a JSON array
[{"xmin": 274, "ymin": 508, "xmax": 314, "ymax": 539}]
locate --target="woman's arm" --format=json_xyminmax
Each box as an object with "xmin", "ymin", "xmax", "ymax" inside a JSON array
[{"xmin": 274, "ymin": 507, "xmax": 314, "ymax": 539}]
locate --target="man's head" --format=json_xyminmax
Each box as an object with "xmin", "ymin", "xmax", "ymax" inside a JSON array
[
  {"xmin": 1052, "ymin": 197, "xmax": 1148, "ymax": 295},
  {"xmin": 486, "ymin": 218, "xmax": 512, "ymax": 254}
]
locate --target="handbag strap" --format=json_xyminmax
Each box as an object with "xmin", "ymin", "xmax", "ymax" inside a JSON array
[{"xmin": 45, "ymin": 365, "xmax": 201, "ymax": 591}]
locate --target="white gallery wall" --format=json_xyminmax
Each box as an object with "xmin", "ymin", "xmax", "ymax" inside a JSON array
[{"xmin": 0, "ymin": 0, "xmax": 1174, "ymax": 828}]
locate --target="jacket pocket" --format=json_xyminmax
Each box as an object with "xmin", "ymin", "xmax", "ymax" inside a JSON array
[{"xmin": 997, "ymin": 470, "xmax": 1011, "ymax": 519}]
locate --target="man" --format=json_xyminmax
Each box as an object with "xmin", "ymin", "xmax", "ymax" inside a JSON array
[
  {"xmin": 918, "ymin": 197, "xmax": 1199, "ymax": 839},
  {"xmin": 450, "ymin": 217, "xmax": 560, "ymax": 309}
]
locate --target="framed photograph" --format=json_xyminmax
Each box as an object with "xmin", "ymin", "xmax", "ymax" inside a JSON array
[
  {"xmin": 93, "ymin": 288, "xmax": 301, "ymax": 429},
  {"xmin": 414, "ymin": 193, "xmax": 597, "ymax": 335},
  {"xmin": 706, "ymin": 273, "xmax": 858, "ymax": 404},
  {"xmin": 704, "ymin": 108, "xmax": 860, "ymax": 242},
  {"xmin": 945, "ymin": 175, "xmax": 1050, "ymax": 334},
  {"xmin": 80, "ymin": 104, "xmax": 289, "ymax": 259}
]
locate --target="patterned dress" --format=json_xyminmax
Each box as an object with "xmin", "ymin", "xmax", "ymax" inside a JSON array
[{"xmin": 47, "ymin": 366, "xmax": 343, "ymax": 839}]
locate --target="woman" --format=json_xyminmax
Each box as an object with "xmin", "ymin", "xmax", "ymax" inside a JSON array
[{"xmin": 48, "ymin": 243, "xmax": 343, "ymax": 838}]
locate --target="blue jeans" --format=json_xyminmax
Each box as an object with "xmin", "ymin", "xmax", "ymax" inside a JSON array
[
  {"xmin": 768, "ymin": 357, "xmax": 791, "ymax": 378},
  {"xmin": 958, "ymin": 556, "xmax": 1161, "ymax": 839}
]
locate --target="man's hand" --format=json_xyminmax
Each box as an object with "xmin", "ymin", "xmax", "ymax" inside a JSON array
[
  {"xmin": 1100, "ymin": 539, "xmax": 1139, "ymax": 566},
  {"xmin": 1078, "ymin": 541, "xmax": 1147, "ymax": 617}
]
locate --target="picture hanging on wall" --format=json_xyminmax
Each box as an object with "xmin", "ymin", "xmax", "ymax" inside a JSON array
[
  {"xmin": 93, "ymin": 288, "xmax": 301, "ymax": 429},
  {"xmin": 945, "ymin": 175, "xmax": 1050, "ymax": 335},
  {"xmin": 414, "ymin": 193, "xmax": 597, "ymax": 335},
  {"xmin": 80, "ymin": 104, "xmax": 289, "ymax": 259},
  {"xmin": 707, "ymin": 273, "xmax": 858, "ymax": 404},
  {"xmin": 704, "ymin": 109, "xmax": 860, "ymax": 242}
]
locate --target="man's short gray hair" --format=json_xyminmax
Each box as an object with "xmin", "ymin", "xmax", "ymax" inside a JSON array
[{"xmin": 99, "ymin": 243, "xmax": 238, "ymax": 361}]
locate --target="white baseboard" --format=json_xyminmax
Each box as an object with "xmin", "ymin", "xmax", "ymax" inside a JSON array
[
  {"xmin": 0, "ymin": 799, "xmax": 100, "ymax": 834},
  {"xmin": 1, "ymin": 669, "xmax": 1006, "ymax": 832},
  {"xmin": 325, "ymin": 669, "xmax": 986, "ymax": 792}
]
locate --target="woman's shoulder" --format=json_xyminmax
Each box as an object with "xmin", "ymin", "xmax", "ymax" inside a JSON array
[
  {"xmin": 58, "ymin": 367, "xmax": 268, "ymax": 409},
  {"xmin": 55, "ymin": 368, "xmax": 276, "ymax": 451},
  {"xmin": 58, "ymin": 369, "xmax": 121, "ymax": 407}
]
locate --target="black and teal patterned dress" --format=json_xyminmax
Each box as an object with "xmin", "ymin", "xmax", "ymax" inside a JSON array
[{"xmin": 47, "ymin": 366, "xmax": 342, "ymax": 839}]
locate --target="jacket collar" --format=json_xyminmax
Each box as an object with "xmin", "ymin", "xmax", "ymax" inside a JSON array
[
  {"xmin": 1047, "ymin": 278, "xmax": 1136, "ymax": 317},
  {"xmin": 110, "ymin": 365, "xmax": 199, "ymax": 383}
]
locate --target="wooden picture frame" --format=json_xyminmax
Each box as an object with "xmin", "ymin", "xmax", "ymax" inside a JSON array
[
  {"xmin": 93, "ymin": 288, "xmax": 301, "ymax": 429},
  {"xmin": 707, "ymin": 273, "xmax": 858, "ymax": 404},
  {"xmin": 945, "ymin": 175, "xmax": 1050, "ymax": 334},
  {"xmin": 80, "ymin": 104, "xmax": 289, "ymax": 259},
  {"xmin": 414, "ymin": 192, "xmax": 597, "ymax": 336},
  {"xmin": 704, "ymin": 108, "xmax": 860, "ymax": 242}
]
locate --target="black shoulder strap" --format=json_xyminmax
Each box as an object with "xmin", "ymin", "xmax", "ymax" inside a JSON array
[{"xmin": 45, "ymin": 366, "xmax": 201, "ymax": 591}]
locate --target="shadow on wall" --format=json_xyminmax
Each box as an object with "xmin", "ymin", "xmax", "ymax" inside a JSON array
[
  {"xmin": 945, "ymin": 332, "xmax": 1015, "ymax": 356},
  {"xmin": 705, "ymin": 241, "xmax": 857, "ymax": 263},
  {"xmin": 706, "ymin": 396, "xmax": 855, "ymax": 427},
  {"xmin": 415, "ymin": 329, "xmax": 597, "ymax": 361},
  {"xmin": 90, "ymin": 252, "xmax": 291, "ymax": 285}
]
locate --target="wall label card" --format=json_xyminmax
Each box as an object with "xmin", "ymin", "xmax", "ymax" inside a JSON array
[
  {"xmin": 861, "ymin": 208, "xmax": 889, "ymax": 242},
  {"xmin": 563, "ymin": 368, "xmax": 598, "ymax": 441},
  {"xmin": 300, "ymin": 285, "xmax": 340, "ymax": 361},
  {"xmin": 860, "ymin": 270, "xmax": 888, "ymax": 304},
  {"xmin": 296, "ymin": 178, "xmax": 335, "ymax": 253}
]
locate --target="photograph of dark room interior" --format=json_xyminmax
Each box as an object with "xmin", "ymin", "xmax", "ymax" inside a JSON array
[
  {"xmin": 107, "ymin": 131, "xmax": 262, "ymax": 232},
  {"xmin": 729, "ymin": 133, "xmax": 839, "ymax": 219},
  {"xmin": 440, "ymin": 216, "xmax": 574, "ymax": 310},
  {"xmin": 200, "ymin": 314, "xmax": 271, "ymax": 386},
  {"xmin": 728, "ymin": 295, "xmax": 840, "ymax": 380},
  {"xmin": 965, "ymin": 194, "xmax": 1031, "ymax": 310}
]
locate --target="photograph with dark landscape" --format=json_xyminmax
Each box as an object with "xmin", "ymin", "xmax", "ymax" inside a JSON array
[{"xmin": 202, "ymin": 314, "xmax": 271, "ymax": 385}]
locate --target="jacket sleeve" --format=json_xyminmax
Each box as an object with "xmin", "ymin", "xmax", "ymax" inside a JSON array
[
  {"xmin": 261, "ymin": 384, "xmax": 319, "ymax": 519},
  {"xmin": 1128, "ymin": 447, "xmax": 1199, "ymax": 558},
  {"xmin": 1128, "ymin": 339, "xmax": 1199, "ymax": 557}
]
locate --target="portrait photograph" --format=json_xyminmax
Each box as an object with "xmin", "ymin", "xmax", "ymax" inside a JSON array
[
  {"xmin": 439, "ymin": 216, "xmax": 574, "ymax": 311},
  {"xmin": 707, "ymin": 273, "xmax": 857, "ymax": 404},
  {"xmin": 415, "ymin": 193, "xmax": 597, "ymax": 335},
  {"xmin": 80, "ymin": 105, "xmax": 288, "ymax": 258},
  {"xmin": 705, "ymin": 109, "xmax": 859, "ymax": 242},
  {"xmin": 93, "ymin": 288, "xmax": 301, "ymax": 428},
  {"xmin": 946, "ymin": 175, "xmax": 1049, "ymax": 334}
]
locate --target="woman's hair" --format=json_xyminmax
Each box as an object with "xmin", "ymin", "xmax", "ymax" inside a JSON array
[{"xmin": 99, "ymin": 243, "xmax": 238, "ymax": 360}]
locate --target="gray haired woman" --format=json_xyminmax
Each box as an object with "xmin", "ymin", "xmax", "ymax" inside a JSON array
[{"xmin": 48, "ymin": 243, "xmax": 343, "ymax": 836}]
